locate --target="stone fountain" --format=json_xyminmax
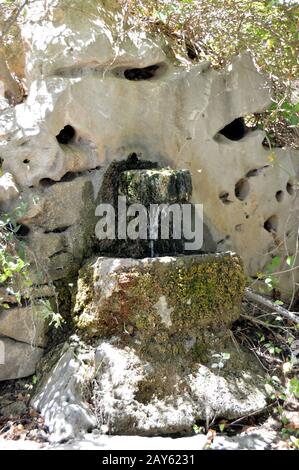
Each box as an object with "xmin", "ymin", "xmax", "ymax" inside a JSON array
[{"xmin": 0, "ymin": 0, "xmax": 298, "ymax": 442}]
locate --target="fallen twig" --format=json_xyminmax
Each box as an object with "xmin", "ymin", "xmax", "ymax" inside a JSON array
[{"xmin": 245, "ymin": 288, "xmax": 299, "ymax": 325}]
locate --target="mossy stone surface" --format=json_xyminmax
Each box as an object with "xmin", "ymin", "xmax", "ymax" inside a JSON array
[{"xmin": 74, "ymin": 253, "xmax": 245, "ymax": 350}]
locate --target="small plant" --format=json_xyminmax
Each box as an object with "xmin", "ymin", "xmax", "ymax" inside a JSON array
[
  {"xmin": 193, "ymin": 424, "xmax": 205, "ymax": 434},
  {"xmin": 0, "ymin": 205, "xmax": 64, "ymax": 330},
  {"xmin": 211, "ymin": 352, "xmax": 231, "ymax": 369},
  {"xmin": 0, "ymin": 204, "xmax": 32, "ymax": 308},
  {"xmin": 39, "ymin": 299, "xmax": 64, "ymax": 329}
]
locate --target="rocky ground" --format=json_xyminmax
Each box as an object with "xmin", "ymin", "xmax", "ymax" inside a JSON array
[
  {"xmin": 0, "ymin": 424, "xmax": 294, "ymax": 450},
  {"xmin": 0, "ymin": 375, "xmax": 298, "ymax": 450}
]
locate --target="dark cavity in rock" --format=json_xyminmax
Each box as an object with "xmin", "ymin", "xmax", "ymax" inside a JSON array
[
  {"xmin": 124, "ymin": 65, "xmax": 160, "ymax": 81},
  {"xmin": 56, "ymin": 125, "xmax": 75, "ymax": 144},
  {"xmin": 219, "ymin": 117, "xmax": 247, "ymax": 141}
]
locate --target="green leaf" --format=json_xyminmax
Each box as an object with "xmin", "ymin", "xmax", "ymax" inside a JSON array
[
  {"xmin": 287, "ymin": 255, "xmax": 296, "ymax": 266},
  {"xmin": 32, "ymin": 375, "xmax": 38, "ymax": 385},
  {"xmin": 289, "ymin": 378, "xmax": 299, "ymax": 398},
  {"xmin": 219, "ymin": 423, "xmax": 226, "ymax": 432},
  {"xmin": 222, "ymin": 352, "xmax": 231, "ymax": 360},
  {"xmin": 267, "ymin": 256, "xmax": 281, "ymax": 273},
  {"xmin": 281, "ymin": 415, "xmax": 289, "ymax": 425}
]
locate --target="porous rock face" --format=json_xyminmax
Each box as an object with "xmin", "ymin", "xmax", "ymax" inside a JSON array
[{"xmin": 0, "ymin": 0, "xmax": 296, "ymax": 422}]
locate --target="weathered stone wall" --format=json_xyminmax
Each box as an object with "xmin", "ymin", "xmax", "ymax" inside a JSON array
[
  {"xmin": 0, "ymin": 0, "xmax": 298, "ymax": 384},
  {"xmin": 1, "ymin": 0, "xmax": 298, "ymax": 293}
]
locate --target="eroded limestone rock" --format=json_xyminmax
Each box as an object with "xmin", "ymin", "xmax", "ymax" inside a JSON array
[
  {"xmin": 91, "ymin": 340, "xmax": 266, "ymax": 436},
  {"xmin": 0, "ymin": 173, "xmax": 19, "ymax": 210},
  {"xmin": 29, "ymin": 252, "xmax": 269, "ymax": 438},
  {"xmin": 32, "ymin": 342, "xmax": 96, "ymax": 441},
  {"xmin": 16, "ymin": 172, "xmax": 103, "ymax": 284},
  {"xmin": 31, "ymin": 330, "xmax": 267, "ymax": 438}
]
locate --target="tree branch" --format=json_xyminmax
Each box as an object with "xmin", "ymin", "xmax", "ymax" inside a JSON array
[{"xmin": 245, "ymin": 288, "xmax": 299, "ymax": 324}]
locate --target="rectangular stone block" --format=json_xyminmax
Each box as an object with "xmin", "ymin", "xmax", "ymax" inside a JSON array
[
  {"xmin": 0, "ymin": 305, "xmax": 49, "ymax": 347},
  {"xmin": 74, "ymin": 252, "xmax": 245, "ymax": 339},
  {"xmin": 0, "ymin": 337, "xmax": 43, "ymax": 381}
]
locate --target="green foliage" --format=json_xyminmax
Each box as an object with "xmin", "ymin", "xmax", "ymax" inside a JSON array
[
  {"xmin": 289, "ymin": 377, "xmax": 299, "ymax": 399},
  {"xmin": 258, "ymin": 252, "xmax": 298, "ymax": 293},
  {"xmin": 119, "ymin": 0, "xmax": 298, "ymax": 76},
  {"xmin": 0, "ymin": 205, "xmax": 32, "ymax": 308}
]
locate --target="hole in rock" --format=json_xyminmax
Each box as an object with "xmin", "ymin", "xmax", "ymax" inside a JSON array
[
  {"xmin": 217, "ymin": 235, "xmax": 230, "ymax": 244},
  {"xmin": 235, "ymin": 178, "xmax": 250, "ymax": 201},
  {"xmin": 56, "ymin": 125, "xmax": 75, "ymax": 144},
  {"xmin": 219, "ymin": 191, "xmax": 233, "ymax": 205},
  {"xmin": 286, "ymin": 181, "xmax": 295, "ymax": 196},
  {"xmin": 186, "ymin": 41, "xmax": 198, "ymax": 61},
  {"xmin": 246, "ymin": 166, "xmax": 269, "ymax": 178},
  {"xmin": 127, "ymin": 152, "xmax": 139, "ymax": 164},
  {"xmin": 246, "ymin": 168, "xmax": 259, "ymax": 178},
  {"xmin": 124, "ymin": 64, "xmax": 161, "ymax": 81},
  {"xmin": 18, "ymin": 140, "xmax": 29, "ymax": 147},
  {"xmin": 275, "ymin": 190, "xmax": 284, "ymax": 202},
  {"xmin": 264, "ymin": 215, "xmax": 278, "ymax": 234},
  {"xmin": 39, "ymin": 178, "xmax": 56, "ymax": 187},
  {"xmin": 44, "ymin": 226, "xmax": 71, "ymax": 234},
  {"xmin": 60, "ymin": 172, "xmax": 77, "ymax": 183},
  {"xmin": 39, "ymin": 172, "xmax": 77, "ymax": 187},
  {"xmin": 16, "ymin": 224, "xmax": 30, "ymax": 237},
  {"xmin": 49, "ymin": 249, "xmax": 67, "ymax": 259},
  {"xmin": 23, "ymin": 158, "xmax": 30, "ymax": 164},
  {"xmin": 219, "ymin": 117, "xmax": 247, "ymax": 141}
]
